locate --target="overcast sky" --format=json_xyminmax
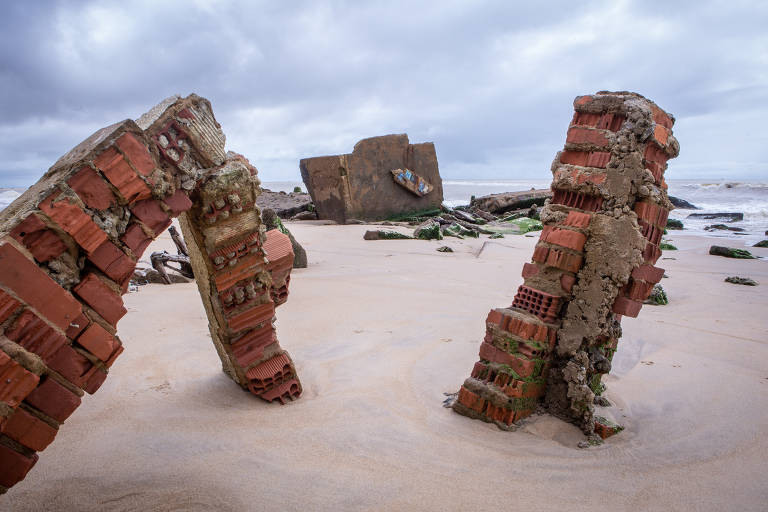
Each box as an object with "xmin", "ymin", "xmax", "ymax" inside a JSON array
[{"xmin": 0, "ymin": 0, "xmax": 766, "ymax": 186}]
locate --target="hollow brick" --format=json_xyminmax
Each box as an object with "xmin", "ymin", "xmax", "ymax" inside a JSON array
[
  {"xmin": 9, "ymin": 214, "xmax": 67, "ymax": 263},
  {"xmin": 73, "ymin": 273, "xmax": 127, "ymax": 327},
  {"xmin": 5, "ymin": 310, "xmax": 67, "ymax": 361},
  {"xmin": 115, "ymin": 132, "xmax": 155, "ymax": 177},
  {"xmin": 67, "ymin": 166, "xmax": 116, "ymax": 210},
  {"xmin": 38, "ymin": 190, "xmax": 107, "ymax": 254},
  {"xmin": 94, "ymin": 147, "xmax": 152, "ymax": 203}
]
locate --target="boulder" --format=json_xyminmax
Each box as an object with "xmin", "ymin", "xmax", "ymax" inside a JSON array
[
  {"xmin": 725, "ymin": 276, "xmax": 758, "ymax": 286},
  {"xmin": 300, "ymin": 134, "xmax": 443, "ymax": 223},
  {"xmin": 688, "ymin": 212, "xmax": 744, "ymax": 222},
  {"xmin": 705, "ymin": 224, "xmax": 744, "ymax": 232},
  {"xmin": 363, "ymin": 230, "xmax": 413, "ymax": 240},
  {"xmin": 668, "ymin": 196, "xmax": 698, "ymax": 209},
  {"xmin": 666, "ymin": 219, "xmax": 684, "ymax": 230},
  {"xmin": 414, "ymin": 220, "xmax": 442, "ymax": 240},
  {"xmin": 256, "ymin": 189, "xmax": 314, "ymax": 218},
  {"xmin": 753, "ymin": 240, "xmax": 768, "ymax": 248},
  {"xmin": 709, "ymin": 246, "xmax": 755, "ymax": 259}
]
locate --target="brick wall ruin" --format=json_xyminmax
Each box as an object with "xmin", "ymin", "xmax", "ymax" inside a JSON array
[
  {"xmin": 0, "ymin": 95, "xmax": 301, "ymax": 492},
  {"xmin": 300, "ymin": 134, "xmax": 443, "ymax": 223},
  {"xmin": 453, "ymin": 91, "xmax": 679, "ymax": 435}
]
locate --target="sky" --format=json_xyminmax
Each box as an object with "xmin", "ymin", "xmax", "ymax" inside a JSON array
[{"xmin": 0, "ymin": 0, "xmax": 766, "ymax": 186}]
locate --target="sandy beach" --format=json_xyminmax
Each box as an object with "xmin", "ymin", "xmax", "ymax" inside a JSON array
[{"xmin": 6, "ymin": 222, "xmax": 768, "ymax": 511}]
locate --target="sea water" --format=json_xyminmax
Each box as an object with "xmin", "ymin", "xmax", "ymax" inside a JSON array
[{"xmin": 2, "ymin": 179, "xmax": 766, "ymax": 245}]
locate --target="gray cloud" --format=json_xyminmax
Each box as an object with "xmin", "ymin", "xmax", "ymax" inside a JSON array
[{"xmin": 1, "ymin": 0, "xmax": 766, "ymax": 185}]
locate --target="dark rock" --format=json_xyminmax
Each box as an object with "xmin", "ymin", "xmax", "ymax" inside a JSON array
[
  {"xmin": 291, "ymin": 210, "xmax": 317, "ymax": 221},
  {"xmin": 442, "ymin": 223, "xmax": 478, "ymax": 239},
  {"xmin": 725, "ymin": 276, "xmax": 758, "ymax": 286},
  {"xmin": 414, "ymin": 220, "xmax": 442, "ymax": 240},
  {"xmin": 261, "ymin": 208, "xmax": 308, "ymax": 268},
  {"xmin": 666, "ymin": 219, "xmax": 684, "ymax": 230},
  {"xmin": 300, "ymin": 134, "xmax": 443, "ymax": 223},
  {"xmin": 489, "ymin": 233, "xmax": 504, "ymax": 239},
  {"xmin": 436, "ymin": 246, "xmax": 454, "ymax": 253},
  {"xmin": 256, "ymin": 188, "xmax": 314, "ymax": 219},
  {"xmin": 470, "ymin": 189, "xmax": 552, "ymax": 215},
  {"xmin": 363, "ymin": 229, "xmax": 413, "ymax": 240},
  {"xmin": 709, "ymin": 246, "xmax": 756, "ymax": 259},
  {"xmin": 705, "ymin": 224, "xmax": 744, "ymax": 232},
  {"xmin": 753, "ymin": 240, "xmax": 768, "ymax": 248},
  {"xmin": 688, "ymin": 212, "xmax": 744, "ymax": 222},
  {"xmin": 668, "ymin": 196, "xmax": 699, "ymax": 209}
]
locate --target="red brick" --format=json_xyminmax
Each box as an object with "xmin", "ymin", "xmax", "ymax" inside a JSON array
[
  {"xmin": 213, "ymin": 253, "xmax": 266, "ymax": 291},
  {"xmin": 76, "ymin": 322, "xmax": 117, "ymax": 362},
  {"xmin": 264, "ymin": 230, "xmax": 294, "ymax": 272},
  {"xmin": 545, "ymin": 249, "xmax": 583, "ymax": 273},
  {"xmin": 47, "ymin": 343, "xmax": 96, "ymax": 387},
  {"xmin": 644, "ymin": 144, "xmax": 668, "ymax": 167},
  {"xmin": 0, "ymin": 351, "xmax": 39, "ymax": 407},
  {"xmin": 560, "ymin": 273, "xmax": 576, "ymax": 293},
  {"xmin": 5, "ymin": 310, "xmax": 67, "ymax": 361},
  {"xmin": 38, "ymin": 190, "xmax": 107, "ymax": 254},
  {"xmin": 551, "ymin": 189, "xmax": 603, "ymax": 211},
  {"xmin": 232, "ymin": 326, "xmax": 275, "ymax": 369},
  {"xmin": 120, "ymin": 222, "xmax": 153, "ymax": 257},
  {"xmin": 642, "ymin": 242, "xmax": 662, "ymax": 265},
  {"xmin": 9, "ymin": 214, "xmax": 67, "ymax": 263},
  {"xmin": 574, "ymin": 170, "xmax": 607, "ymax": 185},
  {"xmin": 457, "ymin": 386, "xmax": 484, "ymax": 413},
  {"xmin": 1, "ymin": 408, "xmax": 57, "ymax": 452},
  {"xmin": 227, "ymin": 302, "xmax": 275, "ymax": 334},
  {"xmin": 563, "ymin": 211, "xmax": 591, "ymax": 229},
  {"xmin": 566, "ymin": 126, "xmax": 609, "ymax": 147},
  {"xmin": 624, "ymin": 279, "xmax": 655, "ymax": 301},
  {"xmin": 94, "ymin": 147, "xmax": 152, "ymax": 203},
  {"xmin": 115, "ymin": 132, "xmax": 155, "ymax": 177},
  {"xmin": 560, "ymin": 150, "xmax": 611, "ymax": 168},
  {"xmin": 511, "ymin": 285, "xmax": 562, "ymax": 324},
  {"xmin": 546, "ymin": 229, "xmax": 587, "ymax": 252},
  {"xmin": 651, "ymin": 104, "xmax": 674, "ymax": 129},
  {"xmin": 259, "ymin": 378, "xmax": 302, "ymax": 403},
  {"xmin": 596, "ymin": 113, "xmax": 625, "ymax": 131},
  {"xmin": 65, "ymin": 312, "xmax": 90, "ymax": 340},
  {"xmin": 571, "ymin": 112, "xmax": 601, "ymax": 127},
  {"xmin": 130, "ymin": 199, "xmax": 171, "ymax": 235},
  {"xmin": 612, "ymin": 296, "xmax": 642, "ymax": 318},
  {"xmin": 104, "ymin": 343, "xmax": 123, "ymax": 368},
  {"xmin": 67, "ymin": 166, "xmax": 115, "ymax": 210},
  {"xmin": 24, "ymin": 378, "xmax": 81, "ymax": 422},
  {"xmin": 634, "ymin": 201, "xmax": 669, "ymax": 228},
  {"xmin": 0, "ymin": 242, "xmax": 82, "ymax": 331},
  {"xmin": 83, "ymin": 368, "xmax": 107, "ymax": 394},
  {"xmin": 89, "ymin": 240, "xmax": 135, "ymax": 284},
  {"xmin": 470, "ymin": 361, "xmax": 487, "ymax": 379},
  {"xmin": 73, "ymin": 273, "xmax": 126, "ymax": 327},
  {"xmin": 574, "ymin": 95, "xmax": 593, "ymax": 106},
  {"xmin": 521, "ymin": 262, "xmax": 539, "ymax": 279},
  {"xmin": 0, "ymin": 289, "xmax": 21, "ymax": 324},
  {"xmin": 486, "ymin": 309, "xmax": 503, "ymax": 326},
  {"xmin": 163, "ymin": 189, "xmax": 193, "ymax": 216},
  {"xmin": 0, "ymin": 444, "xmax": 38, "ymax": 488},
  {"xmin": 631, "ymin": 264, "xmax": 665, "ymax": 284},
  {"xmin": 653, "ymin": 124, "xmax": 669, "ymax": 146},
  {"xmin": 532, "ymin": 245, "xmax": 549, "ymax": 264}
]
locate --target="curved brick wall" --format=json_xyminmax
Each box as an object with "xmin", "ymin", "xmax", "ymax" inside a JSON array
[
  {"xmin": 0, "ymin": 95, "xmax": 301, "ymax": 492},
  {"xmin": 453, "ymin": 91, "xmax": 679, "ymax": 435}
]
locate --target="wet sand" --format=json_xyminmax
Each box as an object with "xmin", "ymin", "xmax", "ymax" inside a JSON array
[{"xmin": 7, "ymin": 223, "xmax": 768, "ymax": 511}]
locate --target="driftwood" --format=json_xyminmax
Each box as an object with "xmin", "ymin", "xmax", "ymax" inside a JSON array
[{"xmin": 150, "ymin": 226, "xmax": 194, "ymax": 284}]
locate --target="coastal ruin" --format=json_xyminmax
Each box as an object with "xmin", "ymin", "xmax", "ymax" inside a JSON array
[
  {"xmin": 300, "ymin": 134, "xmax": 443, "ymax": 223},
  {"xmin": 453, "ymin": 92, "xmax": 679, "ymax": 437},
  {"xmin": 0, "ymin": 95, "xmax": 301, "ymax": 491}
]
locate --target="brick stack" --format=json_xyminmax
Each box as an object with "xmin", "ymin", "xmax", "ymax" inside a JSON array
[
  {"xmin": 454, "ymin": 92, "xmax": 678, "ymax": 434},
  {"xmin": 0, "ymin": 95, "xmax": 301, "ymax": 493}
]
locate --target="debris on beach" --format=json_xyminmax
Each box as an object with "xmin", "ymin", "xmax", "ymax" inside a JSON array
[
  {"xmin": 436, "ymin": 246, "xmax": 454, "ymax": 253},
  {"xmin": 0, "ymin": 94, "xmax": 304, "ymax": 491},
  {"xmin": 452, "ymin": 91, "xmax": 680, "ymax": 438},
  {"xmin": 391, "ymin": 168, "xmax": 434, "ymax": 197},
  {"xmin": 255, "ymin": 188, "xmax": 315, "ymax": 219},
  {"xmin": 705, "ymin": 224, "xmax": 745, "ymax": 232},
  {"xmin": 668, "ymin": 196, "xmax": 698, "ymax": 209},
  {"xmin": 470, "ymin": 189, "xmax": 552, "ymax": 215},
  {"xmin": 725, "ymin": 276, "xmax": 758, "ymax": 286},
  {"xmin": 753, "ymin": 240, "xmax": 768, "ymax": 248},
  {"xmin": 300, "ymin": 134, "xmax": 443, "ymax": 223},
  {"xmin": 688, "ymin": 212, "xmax": 744, "ymax": 222},
  {"xmin": 363, "ymin": 229, "xmax": 413, "ymax": 240},
  {"xmin": 414, "ymin": 220, "xmax": 442, "ymax": 240},
  {"xmin": 709, "ymin": 246, "xmax": 756, "ymax": 259}
]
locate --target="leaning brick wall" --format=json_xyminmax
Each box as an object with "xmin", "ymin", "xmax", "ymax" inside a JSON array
[
  {"xmin": 0, "ymin": 95, "xmax": 301, "ymax": 493},
  {"xmin": 453, "ymin": 91, "xmax": 679, "ymax": 434}
]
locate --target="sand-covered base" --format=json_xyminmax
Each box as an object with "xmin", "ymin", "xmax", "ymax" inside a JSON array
[{"xmin": 7, "ymin": 223, "xmax": 768, "ymax": 511}]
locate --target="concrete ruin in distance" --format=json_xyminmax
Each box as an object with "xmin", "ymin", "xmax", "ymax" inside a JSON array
[
  {"xmin": 0, "ymin": 95, "xmax": 301, "ymax": 492},
  {"xmin": 453, "ymin": 91, "xmax": 679, "ymax": 438},
  {"xmin": 300, "ymin": 134, "xmax": 443, "ymax": 223}
]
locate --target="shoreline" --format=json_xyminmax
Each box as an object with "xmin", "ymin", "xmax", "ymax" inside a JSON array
[{"xmin": 6, "ymin": 223, "xmax": 768, "ymax": 511}]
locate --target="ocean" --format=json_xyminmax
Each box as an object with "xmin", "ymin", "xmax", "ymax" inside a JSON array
[{"xmin": 1, "ymin": 179, "xmax": 766, "ymax": 245}]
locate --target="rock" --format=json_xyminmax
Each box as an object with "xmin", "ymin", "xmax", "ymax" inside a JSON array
[
  {"xmin": 256, "ymin": 188, "xmax": 314, "ymax": 218},
  {"xmin": 705, "ymin": 223, "xmax": 744, "ymax": 232},
  {"xmin": 593, "ymin": 396, "xmax": 611, "ymax": 407},
  {"xmin": 688, "ymin": 212, "xmax": 744, "ymax": 222},
  {"xmin": 451, "ymin": 208, "xmax": 482, "ymax": 224},
  {"xmin": 508, "ymin": 217, "xmax": 543, "ymax": 234},
  {"xmin": 469, "ymin": 208, "xmax": 497, "ymax": 222},
  {"xmin": 660, "ymin": 242, "xmax": 677, "ymax": 250},
  {"xmin": 753, "ymin": 240, "xmax": 768, "ymax": 248},
  {"xmin": 345, "ymin": 218, "xmax": 364, "ymax": 224},
  {"xmin": 300, "ymin": 134, "xmax": 443, "ymax": 223},
  {"xmin": 442, "ymin": 222, "xmax": 478, "ymax": 239},
  {"xmin": 436, "ymin": 246, "xmax": 454, "ymax": 253},
  {"xmin": 261, "ymin": 208, "xmax": 308, "ymax": 268},
  {"xmin": 666, "ymin": 219, "xmax": 684, "ymax": 230},
  {"xmin": 291, "ymin": 210, "xmax": 317, "ymax": 221},
  {"xmin": 470, "ymin": 189, "xmax": 552, "ymax": 215},
  {"xmin": 709, "ymin": 246, "xmax": 756, "ymax": 259},
  {"xmin": 725, "ymin": 276, "xmax": 758, "ymax": 286},
  {"xmin": 363, "ymin": 230, "xmax": 413, "ymax": 240},
  {"xmin": 668, "ymin": 196, "xmax": 699, "ymax": 209},
  {"xmin": 644, "ymin": 284, "xmax": 668, "ymax": 305},
  {"xmin": 593, "ymin": 416, "xmax": 624, "ymax": 439},
  {"xmin": 489, "ymin": 233, "xmax": 504, "ymax": 239},
  {"xmin": 414, "ymin": 220, "xmax": 443, "ymax": 240}
]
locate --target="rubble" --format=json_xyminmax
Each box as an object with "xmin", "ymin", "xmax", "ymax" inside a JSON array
[
  {"xmin": 470, "ymin": 189, "xmax": 552, "ymax": 215},
  {"xmin": 453, "ymin": 91, "xmax": 680, "ymax": 436},
  {"xmin": 300, "ymin": 134, "xmax": 443, "ymax": 223},
  {"xmin": 255, "ymin": 188, "xmax": 314, "ymax": 219},
  {"xmin": 0, "ymin": 94, "xmax": 302, "ymax": 492}
]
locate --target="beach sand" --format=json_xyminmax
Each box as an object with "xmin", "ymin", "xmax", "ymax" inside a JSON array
[{"xmin": 6, "ymin": 223, "xmax": 768, "ymax": 511}]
